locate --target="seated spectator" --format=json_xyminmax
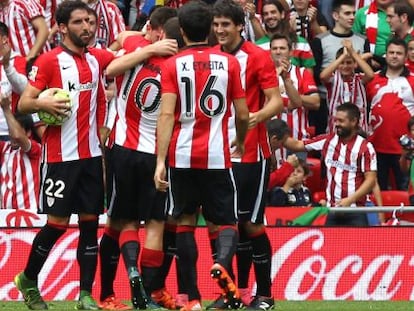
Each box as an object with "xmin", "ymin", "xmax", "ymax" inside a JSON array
[
  {"xmin": 268, "ymin": 158, "xmax": 312, "ymax": 206},
  {"xmin": 320, "ymin": 39, "xmax": 374, "ymax": 134}
]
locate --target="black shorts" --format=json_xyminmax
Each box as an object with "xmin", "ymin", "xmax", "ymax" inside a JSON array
[
  {"xmin": 39, "ymin": 157, "xmax": 104, "ymax": 217},
  {"xmin": 107, "ymin": 145, "xmax": 166, "ymax": 221},
  {"xmin": 167, "ymin": 167, "xmax": 237, "ymax": 225},
  {"xmin": 232, "ymin": 159, "xmax": 270, "ymax": 224}
]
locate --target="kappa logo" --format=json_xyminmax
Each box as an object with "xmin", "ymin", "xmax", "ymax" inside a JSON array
[{"xmin": 47, "ymin": 196, "xmax": 55, "ymax": 207}]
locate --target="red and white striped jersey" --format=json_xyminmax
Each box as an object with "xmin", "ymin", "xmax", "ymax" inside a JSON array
[
  {"xmin": 222, "ymin": 41, "xmax": 278, "ymax": 163},
  {"xmin": 161, "ymin": 45, "xmax": 245, "ymax": 169},
  {"xmin": 0, "ymin": 0, "xmax": 50, "ymax": 57},
  {"xmin": 37, "ymin": 0, "xmax": 58, "ymax": 29},
  {"xmin": 278, "ymin": 65, "xmax": 318, "ymax": 140},
  {"xmin": 114, "ymin": 36, "xmax": 163, "ymax": 154},
  {"xmin": 0, "ymin": 53, "xmax": 27, "ymax": 135},
  {"xmin": 366, "ymin": 71, "xmax": 414, "ymax": 154},
  {"xmin": 326, "ymin": 72, "xmax": 368, "ymax": 134},
  {"xmin": 304, "ymin": 133, "xmax": 377, "ymax": 207},
  {"xmin": 355, "ymin": 0, "xmax": 372, "ymax": 9},
  {"xmin": 0, "ymin": 139, "xmax": 41, "ymax": 210},
  {"xmin": 28, "ymin": 46, "xmax": 114, "ymax": 163},
  {"xmin": 87, "ymin": 0, "xmax": 126, "ymax": 48}
]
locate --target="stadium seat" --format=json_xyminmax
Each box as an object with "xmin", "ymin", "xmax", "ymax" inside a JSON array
[
  {"xmin": 380, "ymin": 190, "xmax": 414, "ymax": 222},
  {"xmin": 306, "ymin": 158, "xmax": 325, "ymax": 195},
  {"xmin": 312, "ymin": 191, "xmax": 326, "ymax": 205}
]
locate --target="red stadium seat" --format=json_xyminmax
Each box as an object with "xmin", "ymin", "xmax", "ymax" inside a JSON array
[
  {"xmin": 312, "ymin": 191, "xmax": 326, "ymax": 205},
  {"xmin": 380, "ymin": 191, "xmax": 414, "ymax": 222},
  {"xmin": 305, "ymin": 158, "xmax": 325, "ymax": 195}
]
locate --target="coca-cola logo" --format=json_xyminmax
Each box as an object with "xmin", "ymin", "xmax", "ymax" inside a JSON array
[{"xmin": 1, "ymin": 227, "xmax": 414, "ymax": 301}]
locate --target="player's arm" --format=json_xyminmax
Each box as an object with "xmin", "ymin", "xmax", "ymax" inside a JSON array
[
  {"xmin": 106, "ymin": 39, "xmax": 178, "ymax": 77},
  {"xmin": 1, "ymin": 95, "xmax": 31, "ymax": 152},
  {"xmin": 154, "ymin": 92, "xmax": 176, "ymax": 192},
  {"xmin": 27, "ymin": 16, "xmax": 49, "ymax": 61},
  {"xmin": 249, "ymin": 87, "xmax": 283, "ymax": 128},
  {"xmin": 232, "ymin": 97, "xmax": 249, "ymax": 157},
  {"xmin": 337, "ymin": 170, "xmax": 376, "ymax": 207},
  {"xmin": 18, "ymin": 85, "xmax": 69, "ymax": 117},
  {"xmin": 109, "ymin": 30, "xmax": 143, "ymax": 51}
]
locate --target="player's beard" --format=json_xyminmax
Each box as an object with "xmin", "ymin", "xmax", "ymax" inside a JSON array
[
  {"xmin": 336, "ymin": 126, "xmax": 352, "ymax": 139},
  {"xmin": 68, "ymin": 30, "xmax": 90, "ymax": 48}
]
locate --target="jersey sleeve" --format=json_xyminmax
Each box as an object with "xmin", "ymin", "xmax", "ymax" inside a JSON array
[
  {"xmin": 229, "ymin": 56, "xmax": 245, "ymax": 100},
  {"xmin": 23, "ymin": 0, "xmax": 45, "ymax": 21},
  {"xmin": 161, "ymin": 59, "xmax": 178, "ymax": 94},
  {"xmin": 362, "ymin": 141, "xmax": 377, "ymax": 173},
  {"xmin": 304, "ymin": 134, "xmax": 328, "ymax": 151},
  {"xmin": 256, "ymin": 50, "xmax": 278, "ymax": 90}
]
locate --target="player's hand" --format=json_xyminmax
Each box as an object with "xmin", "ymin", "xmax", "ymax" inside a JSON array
[
  {"xmin": 37, "ymin": 88, "xmax": 71, "ymax": 118},
  {"xmin": 152, "ymin": 39, "xmax": 178, "ymax": 56},
  {"xmin": 154, "ymin": 162, "xmax": 169, "ymax": 192},
  {"xmin": 231, "ymin": 139, "xmax": 245, "ymax": 158},
  {"xmin": 248, "ymin": 112, "xmax": 259, "ymax": 129}
]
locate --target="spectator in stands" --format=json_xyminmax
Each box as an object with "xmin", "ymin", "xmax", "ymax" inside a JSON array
[
  {"xmin": 311, "ymin": 0, "xmax": 370, "ymax": 136},
  {"xmin": 266, "ymin": 118, "xmax": 299, "ymax": 190},
  {"xmin": 289, "ymin": 0, "xmax": 329, "ymax": 41},
  {"xmin": 0, "ymin": 22, "xmax": 28, "ymax": 140},
  {"xmin": 235, "ymin": 0, "xmax": 265, "ymax": 42},
  {"xmin": 407, "ymin": 38, "xmax": 414, "ymax": 72},
  {"xmin": 366, "ymin": 37, "xmax": 414, "ymax": 191},
  {"xmin": 0, "ymin": 95, "xmax": 41, "ymax": 211},
  {"xmin": 0, "ymin": 0, "xmax": 50, "ymax": 60},
  {"xmin": 284, "ymin": 103, "xmax": 377, "ymax": 226},
  {"xmin": 320, "ymin": 39, "xmax": 374, "ymax": 134},
  {"xmin": 268, "ymin": 158, "xmax": 312, "ymax": 206},
  {"xmin": 270, "ymin": 33, "xmax": 319, "ymax": 159},
  {"xmin": 399, "ymin": 116, "xmax": 414, "ymax": 206},
  {"xmin": 352, "ymin": 0, "xmax": 393, "ymax": 70},
  {"xmin": 256, "ymin": 0, "xmax": 316, "ymax": 69},
  {"xmin": 83, "ymin": 0, "xmax": 126, "ymax": 49},
  {"xmin": 386, "ymin": 0, "xmax": 414, "ymax": 42}
]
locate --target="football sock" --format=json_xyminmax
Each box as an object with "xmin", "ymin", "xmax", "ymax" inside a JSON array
[
  {"xmin": 209, "ymin": 229, "xmax": 235, "ymax": 280},
  {"xmin": 99, "ymin": 226, "xmax": 120, "ymax": 301},
  {"xmin": 158, "ymin": 224, "xmax": 176, "ymax": 289},
  {"xmin": 77, "ymin": 219, "xmax": 99, "ymax": 293},
  {"xmin": 24, "ymin": 222, "xmax": 66, "ymax": 281},
  {"xmin": 119, "ymin": 229, "xmax": 140, "ymax": 274},
  {"xmin": 215, "ymin": 226, "xmax": 238, "ymax": 274},
  {"xmin": 250, "ymin": 229, "xmax": 272, "ymax": 297},
  {"xmin": 140, "ymin": 248, "xmax": 164, "ymax": 293},
  {"xmin": 237, "ymin": 226, "xmax": 253, "ymax": 288},
  {"xmin": 176, "ymin": 226, "xmax": 201, "ymax": 301}
]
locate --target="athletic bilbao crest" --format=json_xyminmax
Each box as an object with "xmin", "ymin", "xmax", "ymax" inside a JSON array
[{"xmin": 46, "ymin": 196, "xmax": 55, "ymax": 207}]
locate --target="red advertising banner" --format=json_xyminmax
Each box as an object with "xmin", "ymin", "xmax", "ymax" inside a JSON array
[{"xmin": 1, "ymin": 227, "xmax": 414, "ymax": 301}]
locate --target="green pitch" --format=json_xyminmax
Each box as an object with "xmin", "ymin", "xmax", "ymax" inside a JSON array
[{"xmin": 1, "ymin": 301, "xmax": 414, "ymax": 311}]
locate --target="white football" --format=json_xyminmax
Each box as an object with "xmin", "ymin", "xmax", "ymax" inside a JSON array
[{"xmin": 37, "ymin": 88, "xmax": 72, "ymax": 126}]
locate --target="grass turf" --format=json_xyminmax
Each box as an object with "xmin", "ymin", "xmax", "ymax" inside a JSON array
[{"xmin": 1, "ymin": 301, "xmax": 414, "ymax": 310}]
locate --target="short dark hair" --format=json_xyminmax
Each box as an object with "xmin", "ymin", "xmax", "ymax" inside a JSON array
[
  {"xmin": 332, "ymin": 0, "xmax": 355, "ymax": 12},
  {"xmin": 179, "ymin": 0, "xmax": 212, "ymax": 42},
  {"xmin": 386, "ymin": 36, "xmax": 408, "ymax": 54},
  {"xmin": 163, "ymin": 17, "xmax": 185, "ymax": 49},
  {"xmin": 270, "ymin": 33, "xmax": 292, "ymax": 50},
  {"xmin": 149, "ymin": 6, "xmax": 177, "ymax": 30},
  {"xmin": 266, "ymin": 118, "xmax": 290, "ymax": 140},
  {"xmin": 392, "ymin": 0, "xmax": 414, "ymax": 26},
  {"xmin": 261, "ymin": 0, "xmax": 286, "ymax": 16},
  {"xmin": 55, "ymin": 0, "xmax": 89, "ymax": 25},
  {"xmin": 0, "ymin": 21, "xmax": 8, "ymax": 36},
  {"xmin": 14, "ymin": 112, "xmax": 34, "ymax": 133},
  {"xmin": 337, "ymin": 102, "xmax": 360, "ymax": 122},
  {"xmin": 213, "ymin": 0, "xmax": 245, "ymax": 27},
  {"xmin": 298, "ymin": 158, "xmax": 310, "ymax": 176}
]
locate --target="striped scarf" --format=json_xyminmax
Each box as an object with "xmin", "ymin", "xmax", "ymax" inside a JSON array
[
  {"xmin": 327, "ymin": 71, "xmax": 368, "ymax": 133},
  {"xmin": 366, "ymin": 1, "xmax": 378, "ymax": 54}
]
